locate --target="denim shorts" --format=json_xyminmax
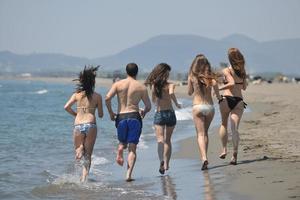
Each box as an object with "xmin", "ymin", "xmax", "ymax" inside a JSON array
[{"xmin": 154, "ymin": 110, "xmax": 177, "ymax": 127}]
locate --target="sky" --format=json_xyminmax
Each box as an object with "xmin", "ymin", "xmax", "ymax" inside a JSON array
[{"xmin": 0, "ymin": 0, "xmax": 299, "ymax": 58}]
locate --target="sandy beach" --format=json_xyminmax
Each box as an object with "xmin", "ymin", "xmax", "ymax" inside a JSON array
[{"xmin": 174, "ymin": 83, "xmax": 300, "ymax": 199}]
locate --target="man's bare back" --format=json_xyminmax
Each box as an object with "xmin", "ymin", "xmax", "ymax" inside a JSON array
[
  {"xmin": 115, "ymin": 77, "xmax": 147, "ymax": 113},
  {"xmin": 105, "ymin": 76, "xmax": 151, "ymax": 120}
]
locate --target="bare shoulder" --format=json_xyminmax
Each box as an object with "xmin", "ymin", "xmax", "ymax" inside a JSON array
[
  {"xmin": 112, "ymin": 79, "xmax": 126, "ymax": 89},
  {"xmin": 93, "ymin": 92, "xmax": 102, "ymax": 98},
  {"xmin": 222, "ymin": 67, "xmax": 230, "ymax": 74},
  {"xmin": 131, "ymin": 79, "xmax": 145, "ymax": 89},
  {"xmin": 74, "ymin": 92, "xmax": 80, "ymax": 100},
  {"xmin": 168, "ymin": 82, "xmax": 176, "ymax": 88}
]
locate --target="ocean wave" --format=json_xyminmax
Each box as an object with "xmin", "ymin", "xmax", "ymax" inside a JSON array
[
  {"xmin": 175, "ymin": 107, "xmax": 193, "ymax": 121},
  {"xmin": 91, "ymin": 155, "xmax": 110, "ymax": 166},
  {"xmin": 35, "ymin": 89, "xmax": 48, "ymax": 94},
  {"xmin": 137, "ymin": 135, "xmax": 149, "ymax": 149}
]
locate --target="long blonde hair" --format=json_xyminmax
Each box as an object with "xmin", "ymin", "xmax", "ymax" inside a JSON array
[
  {"xmin": 189, "ymin": 54, "xmax": 215, "ymax": 95},
  {"xmin": 228, "ymin": 48, "xmax": 246, "ymax": 79}
]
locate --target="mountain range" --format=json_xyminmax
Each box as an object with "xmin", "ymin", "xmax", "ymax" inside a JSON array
[{"xmin": 1, "ymin": 34, "xmax": 299, "ymax": 75}]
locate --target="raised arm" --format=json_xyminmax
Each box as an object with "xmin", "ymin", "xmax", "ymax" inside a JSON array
[
  {"xmin": 187, "ymin": 76, "xmax": 194, "ymax": 96},
  {"xmin": 169, "ymin": 83, "xmax": 181, "ymax": 109},
  {"xmin": 140, "ymin": 87, "xmax": 151, "ymax": 118},
  {"xmin": 219, "ymin": 68, "xmax": 235, "ymax": 91},
  {"xmin": 105, "ymin": 83, "xmax": 117, "ymax": 121},
  {"xmin": 96, "ymin": 93, "xmax": 103, "ymax": 118},
  {"xmin": 64, "ymin": 93, "xmax": 77, "ymax": 117}
]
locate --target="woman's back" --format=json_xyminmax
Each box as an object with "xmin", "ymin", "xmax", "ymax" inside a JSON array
[
  {"xmin": 154, "ymin": 83, "xmax": 174, "ymax": 111},
  {"xmin": 189, "ymin": 76, "xmax": 214, "ymax": 105},
  {"xmin": 75, "ymin": 92, "xmax": 98, "ymax": 124},
  {"xmin": 222, "ymin": 67, "xmax": 246, "ymax": 98}
]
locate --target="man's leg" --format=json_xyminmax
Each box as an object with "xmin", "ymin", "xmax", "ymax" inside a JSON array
[
  {"xmin": 116, "ymin": 143, "xmax": 127, "ymax": 166},
  {"xmin": 126, "ymin": 143, "xmax": 137, "ymax": 181}
]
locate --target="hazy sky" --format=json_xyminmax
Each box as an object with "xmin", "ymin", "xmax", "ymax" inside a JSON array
[{"xmin": 0, "ymin": 0, "xmax": 299, "ymax": 58}]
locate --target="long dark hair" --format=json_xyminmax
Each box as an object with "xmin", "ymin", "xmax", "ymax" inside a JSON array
[
  {"xmin": 189, "ymin": 54, "xmax": 215, "ymax": 95},
  {"xmin": 73, "ymin": 65, "xmax": 100, "ymax": 100},
  {"xmin": 145, "ymin": 63, "xmax": 171, "ymax": 99},
  {"xmin": 228, "ymin": 48, "xmax": 246, "ymax": 79}
]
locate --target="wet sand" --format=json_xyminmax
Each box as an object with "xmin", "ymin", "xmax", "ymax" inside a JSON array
[{"xmin": 174, "ymin": 83, "xmax": 300, "ymax": 200}]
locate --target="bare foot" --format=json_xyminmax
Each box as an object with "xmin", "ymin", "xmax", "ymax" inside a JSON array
[
  {"xmin": 219, "ymin": 153, "xmax": 227, "ymax": 159},
  {"xmin": 230, "ymin": 152, "xmax": 237, "ymax": 165},
  {"xmin": 126, "ymin": 178, "xmax": 135, "ymax": 182},
  {"xmin": 201, "ymin": 160, "xmax": 209, "ymax": 170},
  {"xmin": 75, "ymin": 145, "xmax": 84, "ymax": 160},
  {"xmin": 219, "ymin": 149, "xmax": 227, "ymax": 159},
  {"xmin": 116, "ymin": 148, "xmax": 124, "ymax": 166},
  {"xmin": 80, "ymin": 175, "xmax": 87, "ymax": 183},
  {"xmin": 159, "ymin": 161, "xmax": 165, "ymax": 175}
]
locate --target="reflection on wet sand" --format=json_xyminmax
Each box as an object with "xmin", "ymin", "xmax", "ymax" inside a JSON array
[
  {"xmin": 203, "ymin": 171, "xmax": 216, "ymax": 200},
  {"xmin": 160, "ymin": 175, "xmax": 177, "ymax": 200}
]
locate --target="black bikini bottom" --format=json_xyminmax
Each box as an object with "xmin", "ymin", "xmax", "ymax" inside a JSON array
[{"xmin": 223, "ymin": 95, "xmax": 247, "ymax": 110}]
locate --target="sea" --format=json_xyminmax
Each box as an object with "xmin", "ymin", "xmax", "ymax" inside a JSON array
[{"xmin": 0, "ymin": 79, "xmax": 232, "ymax": 200}]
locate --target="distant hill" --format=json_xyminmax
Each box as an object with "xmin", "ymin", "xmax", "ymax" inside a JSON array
[
  {"xmin": 1, "ymin": 34, "xmax": 300, "ymax": 75},
  {"xmin": 93, "ymin": 34, "xmax": 300, "ymax": 74},
  {"xmin": 0, "ymin": 51, "xmax": 89, "ymax": 74}
]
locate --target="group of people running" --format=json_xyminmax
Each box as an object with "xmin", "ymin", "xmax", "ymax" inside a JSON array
[{"xmin": 64, "ymin": 47, "xmax": 247, "ymax": 182}]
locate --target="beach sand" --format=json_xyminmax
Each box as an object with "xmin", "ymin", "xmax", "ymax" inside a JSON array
[{"xmin": 174, "ymin": 83, "xmax": 300, "ymax": 200}]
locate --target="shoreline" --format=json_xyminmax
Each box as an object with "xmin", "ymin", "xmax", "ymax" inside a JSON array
[{"xmin": 2, "ymin": 76, "xmax": 300, "ymax": 199}]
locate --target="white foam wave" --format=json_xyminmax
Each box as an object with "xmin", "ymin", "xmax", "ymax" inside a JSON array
[
  {"xmin": 175, "ymin": 107, "xmax": 193, "ymax": 121},
  {"xmin": 35, "ymin": 89, "xmax": 48, "ymax": 94},
  {"xmin": 137, "ymin": 134, "xmax": 149, "ymax": 149},
  {"xmin": 52, "ymin": 173, "xmax": 81, "ymax": 185},
  {"xmin": 91, "ymin": 155, "xmax": 110, "ymax": 166}
]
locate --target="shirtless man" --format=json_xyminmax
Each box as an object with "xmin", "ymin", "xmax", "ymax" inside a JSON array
[{"xmin": 105, "ymin": 63, "xmax": 151, "ymax": 181}]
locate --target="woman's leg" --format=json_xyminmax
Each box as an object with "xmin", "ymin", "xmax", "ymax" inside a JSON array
[
  {"xmin": 81, "ymin": 127, "xmax": 97, "ymax": 182},
  {"xmin": 164, "ymin": 126, "xmax": 175, "ymax": 170},
  {"xmin": 73, "ymin": 129, "xmax": 85, "ymax": 160},
  {"xmin": 193, "ymin": 111, "xmax": 207, "ymax": 162},
  {"xmin": 219, "ymin": 100, "xmax": 231, "ymax": 158},
  {"xmin": 204, "ymin": 110, "xmax": 215, "ymax": 153},
  {"xmin": 155, "ymin": 125, "xmax": 165, "ymax": 174},
  {"xmin": 229, "ymin": 102, "xmax": 244, "ymax": 164}
]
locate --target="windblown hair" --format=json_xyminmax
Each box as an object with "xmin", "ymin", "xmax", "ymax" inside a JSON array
[
  {"xmin": 145, "ymin": 63, "xmax": 171, "ymax": 99},
  {"xmin": 228, "ymin": 48, "xmax": 246, "ymax": 79},
  {"xmin": 189, "ymin": 54, "xmax": 216, "ymax": 95},
  {"xmin": 73, "ymin": 65, "xmax": 100, "ymax": 100}
]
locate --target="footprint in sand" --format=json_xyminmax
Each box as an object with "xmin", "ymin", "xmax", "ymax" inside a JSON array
[
  {"xmin": 288, "ymin": 195, "xmax": 300, "ymax": 199},
  {"xmin": 272, "ymin": 180, "xmax": 284, "ymax": 183}
]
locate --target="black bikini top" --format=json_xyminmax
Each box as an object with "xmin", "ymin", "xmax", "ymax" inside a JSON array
[
  {"xmin": 223, "ymin": 80, "xmax": 244, "ymax": 85},
  {"xmin": 223, "ymin": 67, "xmax": 244, "ymax": 85}
]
